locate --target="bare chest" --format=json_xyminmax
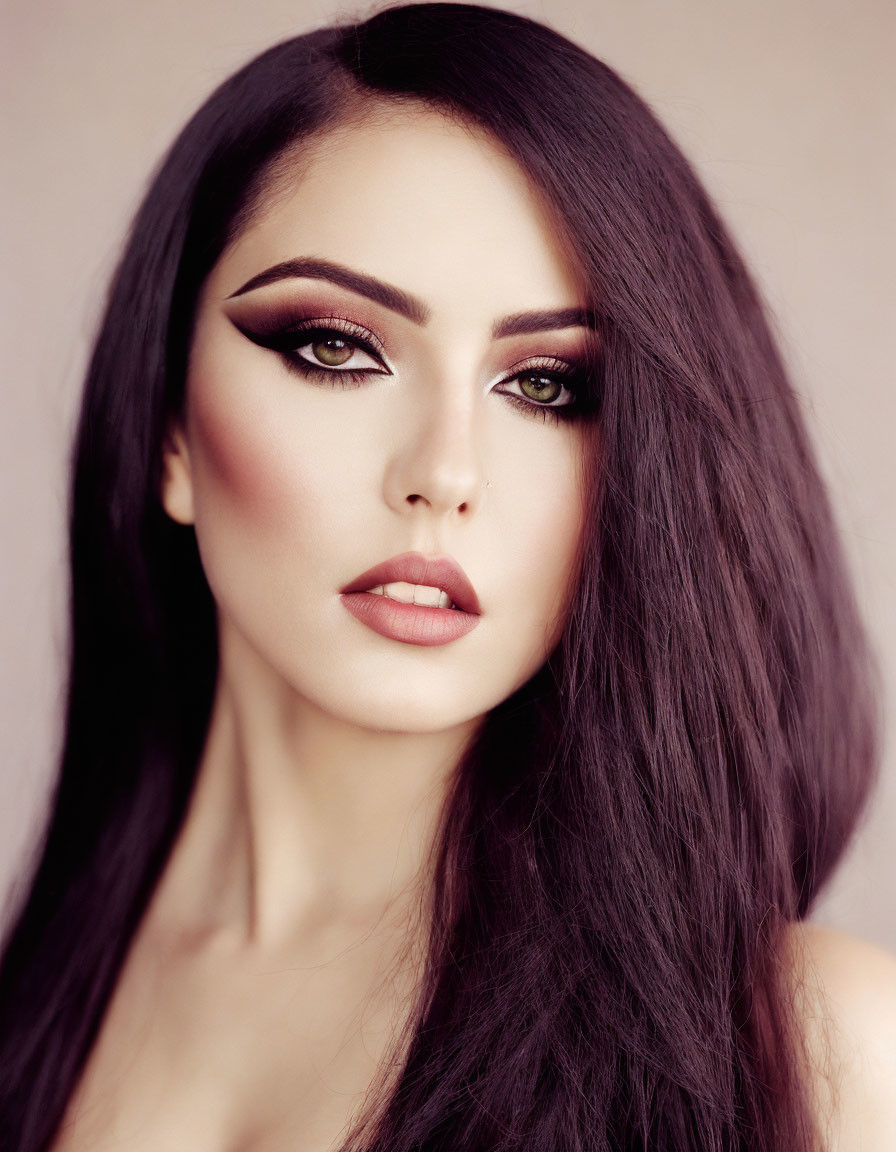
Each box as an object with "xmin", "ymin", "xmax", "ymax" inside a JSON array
[{"xmin": 50, "ymin": 923, "xmax": 420, "ymax": 1152}]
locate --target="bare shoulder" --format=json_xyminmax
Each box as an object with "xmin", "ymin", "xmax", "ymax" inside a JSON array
[{"xmin": 784, "ymin": 920, "xmax": 896, "ymax": 1151}]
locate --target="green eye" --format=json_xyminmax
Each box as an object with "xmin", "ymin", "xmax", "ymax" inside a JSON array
[
  {"xmin": 311, "ymin": 338, "xmax": 353, "ymax": 366},
  {"xmin": 518, "ymin": 374, "xmax": 563, "ymax": 404}
]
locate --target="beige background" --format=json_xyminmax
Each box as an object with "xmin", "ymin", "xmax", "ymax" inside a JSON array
[{"xmin": 1, "ymin": 0, "xmax": 894, "ymax": 947}]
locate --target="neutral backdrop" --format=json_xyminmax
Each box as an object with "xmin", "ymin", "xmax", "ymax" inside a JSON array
[{"xmin": 2, "ymin": 0, "xmax": 894, "ymax": 948}]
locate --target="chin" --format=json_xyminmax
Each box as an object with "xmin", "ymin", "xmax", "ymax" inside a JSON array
[{"xmin": 311, "ymin": 681, "xmax": 495, "ymax": 736}]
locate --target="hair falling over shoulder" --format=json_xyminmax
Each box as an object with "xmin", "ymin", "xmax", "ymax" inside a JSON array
[{"xmin": 0, "ymin": 5, "xmax": 880, "ymax": 1149}]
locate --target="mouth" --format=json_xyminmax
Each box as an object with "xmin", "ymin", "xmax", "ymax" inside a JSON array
[
  {"xmin": 340, "ymin": 552, "xmax": 481, "ymax": 616},
  {"xmin": 339, "ymin": 552, "xmax": 481, "ymax": 646}
]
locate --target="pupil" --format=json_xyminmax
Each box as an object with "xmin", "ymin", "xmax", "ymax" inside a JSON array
[
  {"xmin": 520, "ymin": 374, "xmax": 561, "ymax": 403},
  {"xmin": 313, "ymin": 338, "xmax": 352, "ymax": 366}
]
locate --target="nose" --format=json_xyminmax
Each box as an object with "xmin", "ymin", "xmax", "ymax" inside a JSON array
[{"xmin": 382, "ymin": 377, "xmax": 486, "ymax": 519}]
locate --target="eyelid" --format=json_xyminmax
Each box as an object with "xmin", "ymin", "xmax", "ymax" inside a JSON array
[
  {"xmin": 501, "ymin": 353, "xmax": 582, "ymax": 377},
  {"xmin": 229, "ymin": 310, "xmax": 391, "ymax": 365},
  {"xmin": 287, "ymin": 316, "xmax": 389, "ymax": 361},
  {"xmin": 287, "ymin": 321, "xmax": 389, "ymax": 374},
  {"xmin": 494, "ymin": 354, "xmax": 583, "ymax": 394}
]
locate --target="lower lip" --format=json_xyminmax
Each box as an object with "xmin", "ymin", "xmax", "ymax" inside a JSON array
[{"xmin": 340, "ymin": 592, "xmax": 481, "ymax": 646}]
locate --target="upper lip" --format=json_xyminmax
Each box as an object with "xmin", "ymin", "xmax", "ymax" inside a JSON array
[{"xmin": 341, "ymin": 551, "xmax": 481, "ymax": 615}]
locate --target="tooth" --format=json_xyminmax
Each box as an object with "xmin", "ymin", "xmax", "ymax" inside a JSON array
[
  {"xmin": 377, "ymin": 582, "xmax": 448, "ymax": 607},
  {"xmin": 382, "ymin": 582, "xmax": 416, "ymax": 605},
  {"xmin": 413, "ymin": 584, "xmax": 442, "ymax": 607},
  {"xmin": 368, "ymin": 585, "xmax": 384, "ymax": 596}
]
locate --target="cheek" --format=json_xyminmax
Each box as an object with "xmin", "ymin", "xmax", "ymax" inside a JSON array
[
  {"xmin": 493, "ymin": 427, "xmax": 588, "ymax": 647},
  {"xmin": 183, "ymin": 368, "xmax": 360, "ymax": 644},
  {"xmin": 184, "ymin": 337, "xmax": 351, "ymax": 548},
  {"xmin": 189, "ymin": 381, "xmax": 302, "ymax": 530},
  {"xmin": 531, "ymin": 480, "xmax": 586, "ymax": 640}
]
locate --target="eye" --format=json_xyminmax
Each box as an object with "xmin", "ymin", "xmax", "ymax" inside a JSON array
[
  {"xmin": 510, "ymin": 371, "xmax": 574, "ymax": 407},
  {"xmin": 494, "ymin": 358, "xmax": 583, "ymax": 422},
  {"xmin": 293, "ymin": 330, "xmax": 384, "ymax": 374},
  {"xmin": 229, "ymin": 314, "xmax": 390, "ymax": 383}
]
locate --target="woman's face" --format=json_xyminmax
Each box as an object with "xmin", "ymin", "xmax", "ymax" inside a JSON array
[{"xmin": 163, "ymin": 103, "xmax": 593, "ymax": 733}]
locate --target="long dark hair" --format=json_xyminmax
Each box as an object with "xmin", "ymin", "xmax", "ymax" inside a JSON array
[{"xmin": 0, "ymin": 5, "xmax": 879, "ymax": 1149}]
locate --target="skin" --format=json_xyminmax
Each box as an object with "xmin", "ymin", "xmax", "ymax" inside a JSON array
[
  {"xmin": 156, "ymin": 102, "xmax": 592, "ymax": 949},
  {"xmin": 51, "ymin": 102, "xmax": 896, "ymax": 1152},
  {"xmin": 52, "ymin": 104, "xmax": 594, "ymax": 1150},
  {"xmin": 789, "ymin": 923, "xmax": 896, "ymax": 1150}
]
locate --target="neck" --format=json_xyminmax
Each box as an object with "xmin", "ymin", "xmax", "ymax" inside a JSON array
[{"xmin": 150, "ymin": 619, "xmax": 480, "ymax": 954}]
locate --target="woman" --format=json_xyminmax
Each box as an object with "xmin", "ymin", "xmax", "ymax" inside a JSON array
[{"xmin": 1, "ymin": 3, "xmax": 893, "ymax": 1149}]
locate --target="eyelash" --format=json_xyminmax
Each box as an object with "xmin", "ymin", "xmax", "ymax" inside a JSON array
[{"xmin": 237, "ymin": 315, "xmax": 588, "ymax": 425}]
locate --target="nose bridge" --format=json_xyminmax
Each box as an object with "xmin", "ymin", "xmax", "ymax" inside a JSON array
[{"xmin": 383, "ymin": 363, "xmax": 486, "ymax": 518}]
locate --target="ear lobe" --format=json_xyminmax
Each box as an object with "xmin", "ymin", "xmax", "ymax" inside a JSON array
[{"xmin": 160, "ymin": 423, "xmax": 195, "ymax": 525}]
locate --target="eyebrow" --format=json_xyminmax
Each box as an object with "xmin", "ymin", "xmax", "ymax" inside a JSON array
[{"xmin": 228, "ymin": 257, "xmax": 595, "ymax": 338}]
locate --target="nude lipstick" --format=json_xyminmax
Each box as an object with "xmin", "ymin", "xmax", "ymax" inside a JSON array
[{"xmin": 340, "ymin": 551, "xmax": 481, "ymax": 646}]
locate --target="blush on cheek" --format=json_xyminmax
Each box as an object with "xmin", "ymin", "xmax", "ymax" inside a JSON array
[{"xmin": 188, "ymin": 374, "xmax": 311, "ymax": 531}]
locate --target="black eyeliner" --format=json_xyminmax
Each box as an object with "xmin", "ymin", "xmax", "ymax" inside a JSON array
[{"xmin": 230, "ymin": 310, "xmax": 592, "ymax": 420}]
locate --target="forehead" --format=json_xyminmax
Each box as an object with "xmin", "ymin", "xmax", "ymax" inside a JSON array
[{"xmin": 210, "ymin": 102, "xmax": 586, "ymax": 322}]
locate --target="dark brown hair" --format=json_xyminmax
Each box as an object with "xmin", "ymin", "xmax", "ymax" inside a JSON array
[{"xmin": 0, "ymin": 5, "xmax": 880, "ymax": 1149}]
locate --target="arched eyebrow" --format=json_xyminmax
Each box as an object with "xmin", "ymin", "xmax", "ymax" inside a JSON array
[
  {"xmin": 228, "ymin": 257, "xmax": 595, "ymax": 337},
  {"xmin": 228, "ymin": 257, "xmax": 429, "ymax": 324},
  {"xmin": 492, "ymin": 308, "xmax": 595, "ymax": 339}
]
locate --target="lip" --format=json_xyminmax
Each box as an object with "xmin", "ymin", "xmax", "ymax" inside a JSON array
[{"xmin": 340, "ymin": 552, "xmax": 481, "ymax": 616}]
